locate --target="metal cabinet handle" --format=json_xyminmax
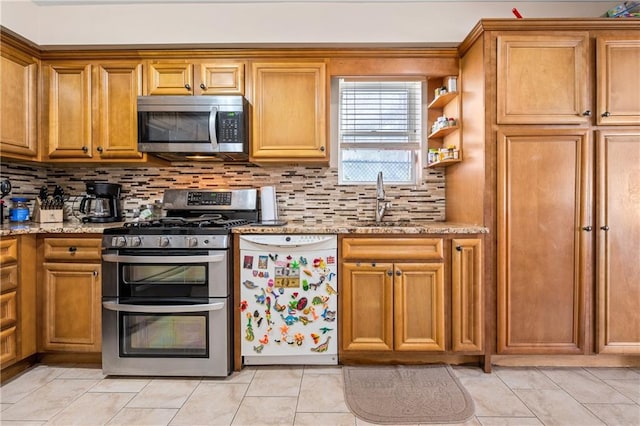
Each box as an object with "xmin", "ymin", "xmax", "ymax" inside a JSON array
[
  {"xmin": 582, "ymin": 110, "xmax": 591, "ymax": 116},
  {"xmin": 371, "ymin": 262, "xmax": 376, "ymax": 267},
  {"xmin": 96, "ymin": 146, "xmax": 103, "ymax": 153},
  {"xmin": 93, "ymin": 270, "xmax": 98, "ymax": 277},
  {"xmin": 200, "ymin": 83, "xmax": 207, "ymax": 90},
  {"xmin": 455, "ymin": 245, "xmax": 462, "ymax": 252},
  {"xmin": 320, "ymin": 146, "xmax": 325, "ymax": 152},
  {"xmin": 395, "ymin": 270, "xmax": 402, "ymax": 276},
  {"xmin": 185, "ymin": 83, "xmax": 191, "ymax": 90},
  {"xmin": 68, "ymin": 246, "xmax": 77, "ymax": 253},
  {"xmin": 582, "ymin": 226, "xmax": 593, "ymax": 231},
  {"xmin": 601, "ymin": 111, "xmax": 611, "ymax": 117},
  {"xmin": 386, "ymin": 270, "xmax": 393, "ymax": 276},
  {"xmin": 82, "ymin": 146, "xmax": 88, "ymax": 153},
  {"xmin": 600, "ymin": 225, "xmax": 610, "ymax": 231}
]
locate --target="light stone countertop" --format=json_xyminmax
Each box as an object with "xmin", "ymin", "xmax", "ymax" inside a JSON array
[
  {"xmin": 0, "ymin": 220, "xmax": 488, "ymax": 237},
  {"xmin": 233, "ymin": 220, "xmax": 488, "ymax": 235},
  {"xmin": 0, "ymin": 221, "xmax": 125, "ymax": 236}
]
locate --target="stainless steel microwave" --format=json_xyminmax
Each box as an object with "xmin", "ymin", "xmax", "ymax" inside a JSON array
[{"xmin": 137, "ymin": 95, "xmax": 249, "ymax": 161}]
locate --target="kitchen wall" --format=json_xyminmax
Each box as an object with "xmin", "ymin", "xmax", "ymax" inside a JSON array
[
  {"xmin": 0, "ymin": 160, "xmax": 445, "ymax": 223},
  {"xmin": 1, "ymin": 1, "xmax": 619, "ymax": 46}
]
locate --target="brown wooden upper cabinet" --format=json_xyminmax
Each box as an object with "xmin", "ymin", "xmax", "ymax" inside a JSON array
[
  {"xmin": 0, "ymin": 42, "xmax": 38, "ymax": 161},
  {"xmin": 43, "ymin": 61, "xmax": 146, "ymax": 162},
  {"xmin": 146, "ymin": 60, "xmax": 245, "ymax": 95},
  {"xmin": 497, "ymin": 32, "xmax": 640, "ymax": 126},
  {"xmin": 496, "ymin": 33, "xmax": 590, "ymax": 124},
  {"xmin": 596, "ymin": 37, "xmax": 640, "ymax": 125},
  {"xmin": 250, "ymin": 61, "xmax": 328, "ymax": 163}
]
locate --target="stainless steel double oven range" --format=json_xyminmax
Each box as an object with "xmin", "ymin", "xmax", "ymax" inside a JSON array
[{"xmin": 101, "ymin": 188, "xmax": 258, "ymax": 377}]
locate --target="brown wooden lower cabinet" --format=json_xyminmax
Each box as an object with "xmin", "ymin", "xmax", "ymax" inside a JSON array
[
  {"xmin": 341, "ymin": 261, "xmax": 446, "ymax": 352},
  {"xmin": 39, "ymin": 236, "xmax": 102, "ymax": 353},
  {"xmin": 596, "ymin": 130, "xmax": 640, "ymax": 354},
  {"xmin": 340, "ymin": 236, "xmax": 483, "ymax": 361},
  {"xmin": 452, "ymin": 238, "xmax": 483, "ymax": 352},
  {"xmin": 393, "ymin": 262, "xmax": 446, "ymax": 351},
  {"xmin": 497, "ymin": 130, "xmax": 590, "ymax": 355},
  {"xmin": 0, "ymin": 235, "xmax": 36, "ymax": 371}
]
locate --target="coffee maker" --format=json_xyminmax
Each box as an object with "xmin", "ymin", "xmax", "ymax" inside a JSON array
[{"xmin": 79, "ymin": 182, "xmax": 123, "ymax": 223}]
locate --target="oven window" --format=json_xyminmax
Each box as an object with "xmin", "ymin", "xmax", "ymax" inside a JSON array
[
  {"xmin": 121, "ymin": 263, "xmax": 208, "ymax": 298},
  {"xmin": 121, "ymin": 312, "xmax": 208, "ymax": 358},
  {"xmin": 123, "ymin": 264, "xmax": 206, "ymax": 285}
]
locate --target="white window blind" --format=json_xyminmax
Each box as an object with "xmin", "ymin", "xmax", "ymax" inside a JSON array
[{"xmin": 338, "ymin": 79, "xmax": 423, "ymax": 184}]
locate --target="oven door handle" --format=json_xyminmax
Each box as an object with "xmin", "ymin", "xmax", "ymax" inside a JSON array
[
  {"xmin": 102, "ymin": 254, "xmax": 225, "ymax": 264},
  {"xmin": 102, "ymin": 301, "xmax": 225, "ymax": 313}
]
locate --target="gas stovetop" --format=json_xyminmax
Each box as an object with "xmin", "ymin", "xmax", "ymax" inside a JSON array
[
  {"xmin": 103, "ymin": 188, "xmax": 259, "ymax": 247},
  {"xmin": 123, "ymin": 215, "xmax": 254, "ymax": 230}
]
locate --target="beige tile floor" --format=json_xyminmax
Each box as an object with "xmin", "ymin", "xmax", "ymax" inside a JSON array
[{"xmin": 1, "ymin": 364, "xmax": 639, "ymax": 425}]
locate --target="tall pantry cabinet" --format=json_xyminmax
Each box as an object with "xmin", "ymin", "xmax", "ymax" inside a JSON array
[{"xmin": 449, "ymin": 19, "xmax": 640, "ymax": 362}]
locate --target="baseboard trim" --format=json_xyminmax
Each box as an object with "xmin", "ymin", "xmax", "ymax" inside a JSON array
[{"xmin": 491, "ymin": 354, "xmax": 640, "ymax": 368}]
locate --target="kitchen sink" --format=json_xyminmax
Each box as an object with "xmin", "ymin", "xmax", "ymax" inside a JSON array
[{"xmin": 351, "ymin": 221, "xmax": 416, "ymax": 227}]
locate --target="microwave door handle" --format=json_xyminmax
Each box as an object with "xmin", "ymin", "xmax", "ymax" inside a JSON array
[
  {"xmin": 209, "ymin": 107, "xmax": 218, "ymax": 149},
  {"xmin": 102, "ymin": 301, "xmax": 225, "ymax": 313}
]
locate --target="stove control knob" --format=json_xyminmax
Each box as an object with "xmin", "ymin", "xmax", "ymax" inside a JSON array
[
  {"xmin": 129, "ymin": 236, "xmax": 142, "ymax": 247},
  {"xmin": 186, "ymin": 237, "xmax": 198, "ymax": 248},
  {"xmin": 159, "ymin": 236, "xmax": 170, "ymax": 248},
  {"xmin": 111, "ymin": 236, "xmax": 127, "ymax": 248}
]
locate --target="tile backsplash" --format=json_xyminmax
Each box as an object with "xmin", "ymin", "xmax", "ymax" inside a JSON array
[{"xmin": 0, "ymin": 161, "xmax": 445, "ymax": 223}]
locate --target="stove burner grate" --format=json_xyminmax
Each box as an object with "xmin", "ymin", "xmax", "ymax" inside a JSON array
[{"xmin": 123, "ymin": 215, "xmax": 253, "ymax": 229}]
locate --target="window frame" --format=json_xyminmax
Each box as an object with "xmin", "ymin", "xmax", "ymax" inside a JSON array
[{"xmin": 335, "ymin": 77, "xmax": 425, "ymax": 186}]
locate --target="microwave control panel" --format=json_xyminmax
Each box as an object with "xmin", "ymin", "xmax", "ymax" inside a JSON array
[{"xmin": 218, "ymin": 112, "xmax": 244, "ymax": 143}]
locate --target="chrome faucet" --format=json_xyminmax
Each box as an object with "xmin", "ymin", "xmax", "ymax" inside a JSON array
[{"xmin": 375, "ymin": 171, "xmax": 391, "ymax": 222}]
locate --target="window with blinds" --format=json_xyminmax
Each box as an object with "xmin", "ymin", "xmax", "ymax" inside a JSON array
[{"xmin": 338, "ymin": 78, "xmax": 423, "ymax": 185}]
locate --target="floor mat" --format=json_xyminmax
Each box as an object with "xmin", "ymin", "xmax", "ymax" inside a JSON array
[{"xmin": 343, "ymin": 365, "xmax": 475, "ymax": 424}]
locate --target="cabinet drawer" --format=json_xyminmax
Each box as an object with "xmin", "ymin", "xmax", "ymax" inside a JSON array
[
  {"xmin": 0, "ymin": 326, "xmax": 17, "ymax": 365},
  {"xmin": 0, "ymin": 264, "xmax": 18, "ymax": 292},
  {"xmin": 342, "ymin": 237, "xmax": 443, "ymax": 261},
  {"xmin": 0, "ymin": 238, "xmax": 18, "ymax": 265},
  {"xmin": 0, "ymin": 291, "xmax": 17, "ymax": 328},
  {"xmin": 43, "ymin": 238, "xmax": 102, "ymax": 261}
]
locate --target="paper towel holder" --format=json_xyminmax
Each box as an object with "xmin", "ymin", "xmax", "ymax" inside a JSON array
[{"xmin": 257, "ymin": 186, "xmax": 287, "ymax": 226}]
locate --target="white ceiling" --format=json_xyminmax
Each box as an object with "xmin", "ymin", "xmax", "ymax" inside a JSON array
[{"xmin": 0, "ymin": 1, "xmax": 621, "ymax": 47}]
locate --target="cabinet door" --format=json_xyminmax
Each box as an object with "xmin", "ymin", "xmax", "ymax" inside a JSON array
[
  {"xmin": 41, "ymin": 262, "xmax": 101, "ymax": 352},
  {"xmin": 0, "ymin": 45, "xmax": 37, "ymax": 159},
  {"xmin": 497, "ymin": 130, "xmax": 591, "ymax": 354},
  {"xmin": 196, "ymin": 62, "xmax": 245, "ymax": 95},
  {"xmin": 452, "ymin": 239, "xmax": 483, "ymax": 353},
  {"xmin": 496, "ymin": 33, "xmax": 589, "ymax": 124},
  {"xmin": 394, "ymin": 263, "xmax": 445, "ymax": 351},
  {"xmin": 597, "ymin": 37, "xmax": 640, "ymax": 125},
  {"xmin": 94, "ymin": 62, "xmax": 144, "ymax": 159},
  {"xmin": 146, "ymin": 61, "xmax": 193, "ymax": 95},
  {"xmin": 0, "ymin": 237, "xmax": 18, "ymax": 265},
  {"xmin": 597, "ymin": 130, "xmax": 640, "ymax": 354},
  {"xmin": 341, "ymin": 262, "xmax": 393, "ymax": 351},
  {"xmin": 46, "ymin": 63, "xmax": 93, "ymax": 158},
  {"xmin": 0, "ymin": 326, "xmax": 17, "ymax": 366},
  {"xmin": 251, "ymin": 62, "xmax": 327, "ymax": 162}
]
